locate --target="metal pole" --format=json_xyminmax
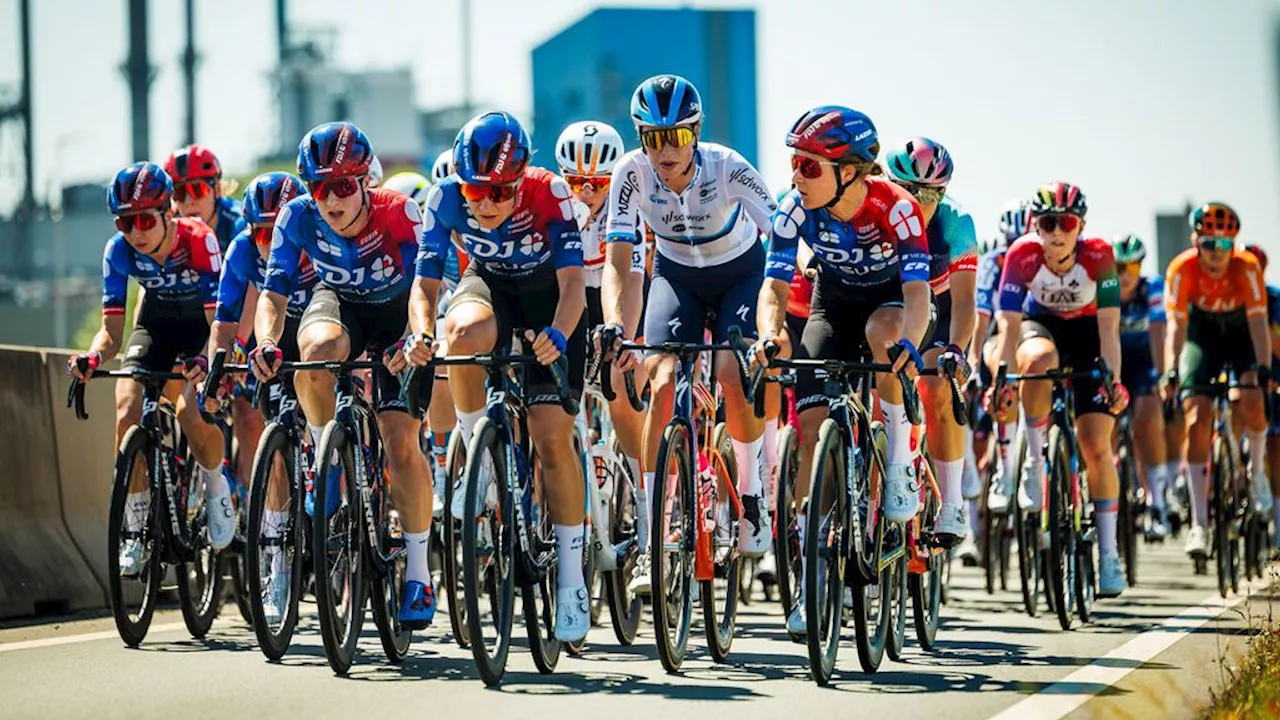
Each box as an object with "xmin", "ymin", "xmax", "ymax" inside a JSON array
[
  {"xmin": 461, "ymin": 0, "xmax": 472, "ymax": 113},
  {"xmin": 18, "ymin": 0, "xmax": 34, "ymax": 279},
  {"xmin": 277, "ymin": 0, "xmax": 288, "ymax": 63},
  {"xmin": 125, "ymin": 0, "xmax": 153, "ymax": 162},
  {"xmin": 182, "ymin": 0, "xmax": 197, "ymax": 144}
]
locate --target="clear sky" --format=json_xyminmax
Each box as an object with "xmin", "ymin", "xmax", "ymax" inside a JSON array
[{"xmin": 2, "ymin": 0, "xmax": 1279, "ymax": 274}]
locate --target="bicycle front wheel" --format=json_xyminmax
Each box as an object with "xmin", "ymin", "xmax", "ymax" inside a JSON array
[
  {"xmin": 462, "ymin": 418, "xmax": 516, "ymax": 687},
  {"xmin": 176, "ymin": 457, "xmax": 224, "ymax": 640},
  {"xmin": 702, "ymin": 422, "xmax": 740, "ymax": 664},
  {"xmin": 1117, "ymin": 442, "xmax": 1139, "ymax": 586},
  {"xmin": 1211, "ymin": 435, "xmax": 1235, "ymax": 599},
  {"xmin": 604, "ymin": 433, "xmax": 642, "ymax": 646},
  {"xmin": 108, "ymin": 425, "xmax": 164, "ymax": 647},
  {"xmin": 1046, "ymin": 425, "xmax": 1074, "ymax": 631},
  {"xmin": 774, "ymin": 425, "xmax": 803, "ymax": 639},
  {"xmin": 246, "ymin": 423, "xmax": 304, "ymax": 660},
  {"xmin": 312, "ymin": 420, "xmax": 367, "ymax": 675},
  {"xmin": 651, "ymin": 421, "xmax": 695, "ymax": 673},
  {"xmin": 441, "ymin": 431, "xmax": 471, "ymax": 648},
  {"xmin": 806, "ymin": 418, "xmax": 847, "ymax": 685}
]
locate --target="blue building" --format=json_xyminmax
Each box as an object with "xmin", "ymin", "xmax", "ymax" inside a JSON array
[{"xmin": 530, "ymin": 7, "xmax": 759, "ymax": 170}]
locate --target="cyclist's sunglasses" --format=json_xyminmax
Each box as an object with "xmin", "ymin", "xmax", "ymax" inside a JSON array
[
  {"xmin": 1117, "ymin": 262, "xmax": 1142, "ymax": 276},
  {"xmin": 306, "ymin": 175, "xmax": 363, "ymax": 201},
  {"xmin": 790, "ymin": 154, "xmax": 839, "ymax": 180},
  {"xmin": 460, "ymin": 181, "xmax": 520, "ymax": 203},
  {"xmin": 899, "ymin": 182, "xmax": 946, "ymax": 205},
  {"xmin": 1034, "ymin": 213, "xmax": 1081, "ymax": 234},
  {"xmin": 114, "ymin": 211, "xmax": 160, "ymax": 234},
  {"xmin": 564, "ymin": 174, "xmax": 611, "ymax": 193},
  {"xmin": 251, "ymin": 225, "xmax": 274, "ymax": 245},
  {"xmin": 1197, "ymin": 236, "xmax": 1234, "ymax": 252},
  {"xmin": 173, "ymin": 180, "xmax": 214, "ymax": 202},
  {"xmin": 639, "ymin": 126, "xmax": 696, "ymax": 151}
]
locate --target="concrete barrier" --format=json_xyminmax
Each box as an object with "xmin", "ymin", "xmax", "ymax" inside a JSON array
[
  {"xmin": 0, "ymin": 346, "xmax": 106, "ymax": 617},
  {"xmin": 44, "ymin": 349, "xmax": 119, "ymax": 593}
]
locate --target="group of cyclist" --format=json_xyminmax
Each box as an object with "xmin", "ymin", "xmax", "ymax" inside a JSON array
[{"xmin": 69, "ymin": 70, "xmax": 1277, "ymax": 666}]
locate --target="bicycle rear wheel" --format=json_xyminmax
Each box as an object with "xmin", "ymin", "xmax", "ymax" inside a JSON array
[
  {"xmin": 523, "ymin": 446, "xmax": 561, "ymax": 674},
  {"xmin": 369, "ymin": 440, "xmax": 411, "ymax": 664},
  {"xmin": 774, "ymin": 425, "xmax": 803, "ymax": 640},
  {"xmin": 246, "ymin": 423, "xmax": 304, "ymax": 660},
  {"xmin": 1047, "ymin": 426, "xmax": 1074, "ymax": 631},
  {"xmin": 702, "ymin": 422, "xmax": 740, "ymax": 664},
  {"xmin": 1117, "ymin": 442, "xmax": 1139, "ymax": 587},
  {"xmin": 981, "ymin": 439, "xmax": 1000, "ymax": 595},
  {"xmin": 441, "ymin": 431, "xmax": 471, "ymax": 648},
  {"xmin": 312, "ymin": 421, "xmax": 367, "ymax": 675},
  {"xmin": 885, "ymin": 547, "xmax": 908, "ymax": 662},
  {"xmin": 805, "ymin": 418, "xmax": 846, "ymax": 686},
  {"xmin": 651, "ymin": 421, "xmax": 695, "ymax": 673},
  {"xmin": 462, "ymin": 418, "xmax": 516, "ymax": 687},
  {"xmin": 1074, "ymin": 522, "xmax": 1095, "ymax": 625},
  {"xmin": 911, "ymin": 543, "xmax": 944, "ymax": 650},
  {"xmin": 176, "ymin": 459, "xmax": 224, "ymax": 640},
  {"xmin": 604, "ymin": 433, "xmax": 642, "ymax": 646},
  {"xmin": 1212, "ymin": 435, "xmax": 1233, "ymax": 599},
  {"xmin": 852, "ymin": 421, "xmax": 891, "ymax": 674},
  {"xmin": 108, "ymin": 426, "xmax": 164, "ymax": 647}
]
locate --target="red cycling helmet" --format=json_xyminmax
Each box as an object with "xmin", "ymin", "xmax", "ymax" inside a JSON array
[{"xmin": 164, "ymin": 144, "xmax": 223, "ymax": 184}]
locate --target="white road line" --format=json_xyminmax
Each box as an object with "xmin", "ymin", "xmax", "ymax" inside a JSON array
[
  {"xmin": 0, "ymin": 622, "xmax": 187, "ymax": 654},
  {"xmin": 989, "ymin": 577, "xmax": 1267, "ymax": 720}
]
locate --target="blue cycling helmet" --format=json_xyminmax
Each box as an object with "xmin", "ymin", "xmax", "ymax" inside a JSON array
[
  {"xmin": 297, "ymin": 121, "xmax": 374, "ymax": 183},
  {"xmin": 452, "ymin": 112, "xmax": 531, "ymax": 186},
  {"xmin": 785, "ymin": 105, "xmax": 879, "ymax": 164},
  {"xmin": 630, "ymin": 75, "xmax": 703, "ymax": 128},
  {"xmin": 108, "ymin": 162, "xmax": 173, "ymax": 215},
  {"xmin": 243, "ymin": 172, "xmax": 307, "ymax": 224}
]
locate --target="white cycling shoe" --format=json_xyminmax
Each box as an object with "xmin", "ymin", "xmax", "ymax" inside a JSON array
[
  {"xmin": 554, "ymin": 585, "xmax": 591, "ymax": 643},
  {"xmin": 884, "ymin": 463, "xmax": 921, "ymax": 523}
]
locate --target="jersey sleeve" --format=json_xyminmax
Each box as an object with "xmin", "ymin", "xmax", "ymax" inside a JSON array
[
  {"xmin": 414, "ymin": 183, "xmax": 451, "ymax": 281},
  {"xmin": 887, "ymin": 197, "xmax": 931, "ymax": 284},
  {"xmin": 997, "ymin": 241, "xmax": 1035, "ymax": 313},
  {"xmin": 723, "ymin": 150, "xmax": 778, "ymax": 233},
  {"xmin": 1146, "ymin": 276, "xmax": 1166, "ymax": 324},
  {"xmin": 974, "ymin": 252, "xmax": 1002, "ymax": 317},
  {"xmin": 605, "ymin": 153, "xmax": 643, "ymax": 244},
  {"xmin": 765, "ymin": 191, "xmax": 805, "ymax": 282},
  {"xmin": 393, "ymin": 196, "xmax": 425, "ymax": 279},
  {"xmin": 101, "ymin": 235, "xmax": 131, "ymax": 316},
  {"xmin": 1242, "ymin": 260, "xmax": 1268, "ymax": 318},
  {"xmin": 547, "ymin": 175, "xmax": 585, "ymax": 270},
  {"xmin": 214, "ymin": 234, "xmax": 253, "ymax": 324},
  {"xmin": 263, "ymin": 200, "xmax": 306, "ymax": 296},
  {"xmin": 942, "ymin": 202, "xmax": 979, "ymax": 273},
  {"xmin": 1091, "ymin": 242, "xmax": 1120, "ymax": 310}
]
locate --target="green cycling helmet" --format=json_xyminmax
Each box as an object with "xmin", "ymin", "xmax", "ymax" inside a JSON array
[{"xmin": 1111, "ymin": 233, "xmax": 1146, "ymax": 264}]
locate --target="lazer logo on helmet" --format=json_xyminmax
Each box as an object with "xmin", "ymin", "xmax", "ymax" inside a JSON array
[{"xmin": 853, "ymin": 129, "xmax": 873, "ymax": 143}]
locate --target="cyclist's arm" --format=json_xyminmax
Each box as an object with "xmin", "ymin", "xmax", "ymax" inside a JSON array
[
  {"xmin": 260, "ymin": 211, "xmax": 303, "ymax": 347},
  {"xmin": 1243, "ymin": 264, "xmax": 1272, "ymax": 367},
  {"xmin": 89, "ymin": 313, "xmax": 126, "ymax": 363},
  {"xmin": 254, "ymin": 291, "xmax": 288, "ymax": 347},
  {"xmin": 552, "ymin": 266, "xmax": 586, "ymax": 338},
  {"xmin": 970, "ymin": 314, "xmax": 991, "ymax": 371},
  {"xmin": 602, "ymin": 241, "xmax": 632, "ymax": 330},
  {"xmin": 995, "ymin": 311, "xmax": 1022, "ymax": 368},
  {"xmin": 408, "ymin": 276, "xmax": 440, "ymax": 339},
  {"xmin": 903, "ymin": 280, "xmax": 932, "ymax": 349},
  {"xmin": 97, "ymin": 239, "xmax": 133, "ymax": 363},
  {"xmin": 762, "ymin": 197, "xmax": 802, "ymax": 340},
  {"xmin": 1165, "ymin": 312, "xmax": 1186, "ymax": 377},
  {"xmin": 1149, "ymin": 320, "xmax": 1167, "ymax": 376},
  {"xmin": 1097, "ymin": 306, "xmax": 1122, "ymax": 379},
  {"xmin": 797, "ymin": 241, "xmax": 815, "ymax": 278},
  {"xmin": 758, "ymin": 278, "xmax": 790, "ymax": 341},
  {"xmin": 603, "ymin": 156, "xmax": 642, "ymax": 332},
  {"xmin": 949, "ymin": 269, "xmax": 977, "ymax": 352},
  {"xmin": 1248, "ymin": 313, "xmax": 1272, "ymax": 368}
]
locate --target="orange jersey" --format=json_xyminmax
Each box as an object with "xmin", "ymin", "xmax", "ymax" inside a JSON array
[{"xmin": 1164, "ymin": 248, "xmax": 1267, "ymax": 319}]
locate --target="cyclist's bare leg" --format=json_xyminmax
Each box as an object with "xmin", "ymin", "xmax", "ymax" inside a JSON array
[
  {"xmin": 1014, "ymin": 337, "xmax": 1057, "ymax": 507},
  {"xmin": 377, "ymin": 410, "xmax": 433, "ymax": 534},
  {"xmin": 1182, "ymin": 395, "xmax": 1213, "ymax": 529},
  {"xmin": 529, "ymin": 406, "xmax": 586, "ymax": 527},
  {"xmin": 232, "ymin": 396, "xmax": 263, "ymax": 489},
  {"xmin": 1235, "ymin": 374, "xmax": 1269, "ymax": 500},
  {"xmin": 796, "ymin": 405, "xmax": 830, "ymax": 516},
  {"xmin": 866, "ymin": 306, "xmax": 914, "ymax": 470},
  {"xmin": 1079, "ymin": 413, "xmax": 1119, "ymax": 499},
  {"xmin": 294, "ymin": 321, "xmax": 348, "ymax": 437},
  {"xmin": 920, "ymin": 345, "xmax": 965, "ymax": 515},
  {"xmin": 607, "ymin": 361, "xmax": 645, "ymax": 479},
  {"xmin": 1132, "ymin": 394, "xmax": 1166, "ymax": 501},
  {"xmin": 442, "ymin": 301, "xmax": 497, "ymax": 445},
  {"xmin": 642, "ymin": 353, "xmax": 678, "ymax": 471},
  {"xmin": 176, "ymin": 381, "xmax": 223, "ymax": 469},
  {"xmin": 115, "ymin": 378, "xmax": 146, "ymax": 492}
]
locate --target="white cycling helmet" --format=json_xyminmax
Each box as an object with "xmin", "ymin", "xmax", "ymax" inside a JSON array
[
  {"xmin": 555, "ymin": 121, "xmax": 625, "ymax": 176},
  {"xmin": 431, "ymin": 150, "xmax": 454, "ymax": 184},
  {"xmin": 367, "ymin": 156, "xmax": 384, "ymax": 187},
  {"xmin": 383, "ymin": 171, "xmax": 431, "ymax": 208}
]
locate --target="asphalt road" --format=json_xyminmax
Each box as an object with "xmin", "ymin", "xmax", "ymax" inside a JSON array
[{"xmin": 0, "ymin": 542, "xmax": 1274, "ymax": 720}]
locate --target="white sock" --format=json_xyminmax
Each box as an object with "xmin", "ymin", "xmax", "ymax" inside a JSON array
[
  {"xmin": 125, "ymin": 491, "xmax": 149, "ymax": 532},
  {"xmin": 199, "ymin": 462, "xmax": 228, "ymax": 500},
  {"xmin": 404, "ymin": 530, "xmax": 431, "ymax": 585},
  {"xmin": 1023, "ymin": 416, "xmax": 1049, "ymax": 506},
  {"xmin": 624, "ymin": 454, "xmax": 642, "ymax": 492},
  {"xmin": 456, "ymin": 408, "xmax": 485, "ymax": 448},
  {"xmin": 999, "ymin": 422, "xmax": 1018, "ymax": 464},
  {"xmin": 263, "ymin": 509, "xmax": 288, "ymax": 538},
  {"xmin": 1189, "ymin": 463, "xmax": 1209, "ymax": 528},
  {"xmin": 309, "ymin": 423, "xmax": 325, "ymax": 451},
  {"xmin": 555, "ymin": 523, "xmax": 585, "ymax": 587},
  {"xmin": 1095, "ymin": 500, "xmax": 1118, "ymax": 558},
  {"xmin": 1164, "ymin": 460, "xmax": 1182, "ymax": 484},
  {"xmin": 1145, "ymin": 465, "xmax": 1168, "ymax": 510},
  {"xmin": 638, "ymin": 472, "xmax": 653, "ymax": 550},
  {"xmin": 879, "ymin": 399, "xmax": 912, "ymax": 464},
  {"xmin": 961, "ymin": 426, "xmax": 980, "ymax": 499},
  {"xmin": 733, "ymin": 436, "xmax": 764, "ymax": 497},
  {"xmin": 937, "ymin": 458, "xmax": 964, "ymax": 506},
  {"xmin": 1248, "ymin": 431, "xmax": 1267, "ymax": 478}
]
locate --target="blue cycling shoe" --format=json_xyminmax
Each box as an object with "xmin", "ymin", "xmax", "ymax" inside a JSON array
[{"xmin": 398, "ymin": 580, "xmax": 436, "ymax": 630}]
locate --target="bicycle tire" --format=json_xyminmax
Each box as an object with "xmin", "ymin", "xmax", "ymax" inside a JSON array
[
  {"xmin": 981, "ymin": 439, "xmax": 1000, "ymax": 595},
  {"xmin": 651, "ymin": 421, "xmax": 695, "ymax": 674},
  {"xmin": 852, "ymin": 420, "xmax": 891, "ymax": 674},
  {"xmin": 176, "ymin": 456, "xmax": 224, "ymax": 640},
  {"xmin": 1118, "ymin": 443, "xmax": 1138, "ymax": 587},
  {"xmin": 523, "ymin": 445, "xmax": 561, "ymax": 674},
  {"xmin": 1074, "ymin": 525, "xmax": 1095, "ymax": 625},
  {"xmin": 1212, "ymin": 435, "xmax": 1232, "ymax": 599},
  {"xmin": 885, "ymin": 549, "xmax": 908, "ymax": 662},
  {"xmin": 564, "ymin": 431, "xmax": 594, "ymax": 657},
  {"xmin": 702, "ymin": 422, "xmax": 741, "ymax": 664},
  {"xmin": 774, "ymin": 425, "xmax": 803, "ymax": 640},
  {"xmin": 369, "ymin": 439, "xmax": 412, "ymax": 664},
  {"xmin": 1047, "ymin": 426, "xmax": 1073, "ymax": 631},
  {"xmin": 246, "ymin": 423, "xmax": 304, "ymax": 661},
  {"xmin": 108, "ymin": 425, "xmax": 164, "ymax": 647},
  {"xmin": 462, "ymin": 417, "xmax": 516, "ymax": 687},
  {"xmin": 805, "ymin": 418, "xmax": 846, "ymax": 685},
  {"xmin": 604, "ymin": 433, "xmax": 642, "ymax": 646},
  {"xmin": 441, "ymin": 431, "xmax": 471, "ymax": 648},
  {"xmin": 312, "ymin": 420, "xmax": 366, "ymax": 675},
  {"xmin": 911, "ymin": 541, "xmax": 944, "ymax": 650}
]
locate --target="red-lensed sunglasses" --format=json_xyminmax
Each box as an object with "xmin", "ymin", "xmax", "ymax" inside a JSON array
[
  {"xmin": 251, "ymin": 226, "xmax": 274, "ymax": 245},
  {"xmin": 173, "ymin": 180, "xmax": 214, "ymax": 202},
  {"xmin": 564, "ymin": 175, "xmax": 611, "ymax": 193},
  {"xmin": 460, "ymin": 182, "xmax": 520, "ymax": 203},
  {"xmin": 306, "ymin": 176, "xmax": 362, "ymax": 201},
  {"xmin": 1035, "ymin": 213, "xmax": 1081, "ymax": 234},
  {"xmin": 791, "ymin": 154, "xmax": 839, "ymax": 180},
  {"xmin": 114, "ymin": 212, "xmax": 160, "ymax": 234}
]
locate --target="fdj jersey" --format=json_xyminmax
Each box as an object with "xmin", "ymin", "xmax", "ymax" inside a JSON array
[
  {"xmin": 264, "ymin": 188, "xmax": 422, "ymax": 303},
  {"xmin": 605, "ymin": 142, "xmax": 776, "ymax": 268},
  {"xmin": 997, "ymin": 235, "xmax": 1120, "ymax": 319},
  {"xmin": 215, "ymin": 229, "xmax": 318, "ymax": 323},
  {"xmin": 925, "ymin": 195, "xmax": 979, "ymax": 294},
  {"xmin": 102, "ymin": 216, "xmax": 223, "ymax": 315},
  {"xmin": 766, "ymin": 178, "xmax": 931, "ymax": 290},
  {"xmin": 416, "ymin": 167, "xmax": 583, "ymax": 281},
  {"xmin": 1119, "ymin": 276, "xmax": 1166, "ymax": 348}
]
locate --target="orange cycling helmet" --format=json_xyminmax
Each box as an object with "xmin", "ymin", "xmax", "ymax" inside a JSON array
[{"xmin": 1189, "ymin": 202, "xmax": 1240, "ymax": 238}]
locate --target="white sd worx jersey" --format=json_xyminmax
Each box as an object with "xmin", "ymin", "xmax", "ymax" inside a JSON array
[
  {"xmin": 574, "ymin": 198, "xmax": 647, "ymax": 288},
  {"xmin": 605, "ymin": 142, "xmax": 776, "ymax": 269}
]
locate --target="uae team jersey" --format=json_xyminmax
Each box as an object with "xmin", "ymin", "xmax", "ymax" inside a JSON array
[
  {"xmin": 766, "ymin": 178, "xmax": 931, "ymax": 290},
  {"xmin": 215, "ymin": 229, "xmax": 318, "ymax": 323},
  {"xmin": 102, "ymin": 216, "xmax": 222, "ymax": 315},
  {"xmin": 265, "ymin": 188, "xmax": 422, "ymax": 303},
  {"xmin": 925, "ymin": 195, "xmax": 979, "ymax": 294},
  {"xmin": 416, "ymin": 167, "xmax": 583, "ymax": 281},
  {"xmin": 604, "ymin": 143, "xmax": 776, "ymax": 268},
  {"xmin": 997, "ymin": 235, "xmax": 1120, "ymax": 319}
]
